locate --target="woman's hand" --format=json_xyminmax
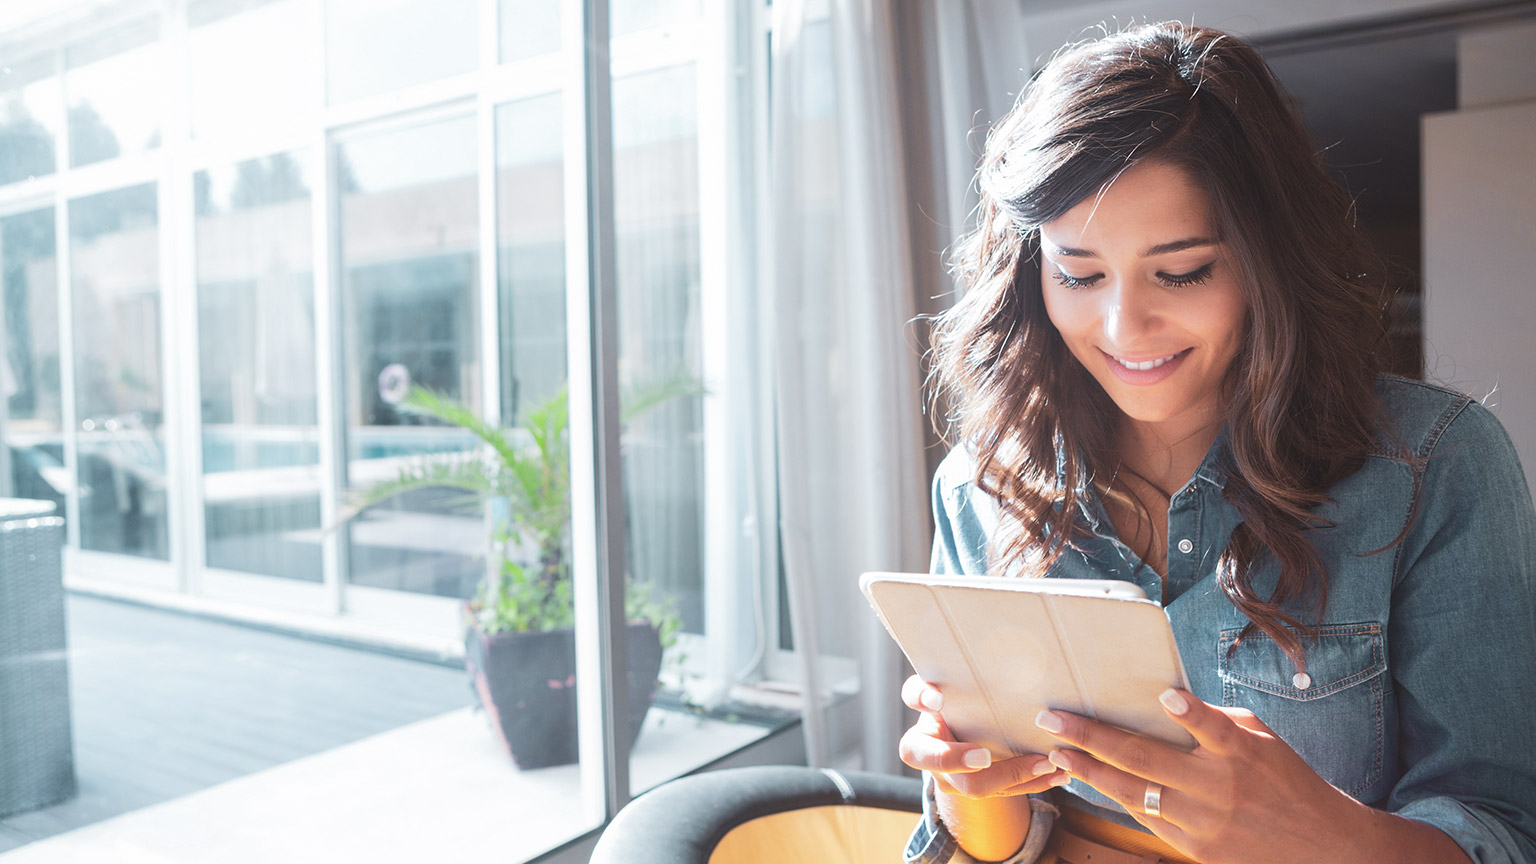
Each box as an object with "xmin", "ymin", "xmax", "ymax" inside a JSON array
[
  {"xmin": 1035, "ymin": 689, "xmax": 1471, "ymax": 864},
  {"xmin": 898, "ymin": 674, "xmax": 1069, "ymax": 798},
  {"xmin": 899, "ymin": 674, "xmax": 1068, "ymax": 862}
]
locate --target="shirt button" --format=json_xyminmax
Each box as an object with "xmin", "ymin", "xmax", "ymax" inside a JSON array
[
  {"xmin": 1177, "ymin": 538, "xmax": 1194, "ymax": 554},
  {"xmin": 1292, "ymin": 672, "xmax": 1312, "ymax": 690}
]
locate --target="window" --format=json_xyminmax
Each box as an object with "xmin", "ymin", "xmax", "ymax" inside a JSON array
[
  {"xmin": 337, "ymin": 114, "xmax": 484, "ymax": 600},
  {"xmin": 0, "ymin": 56, "xmax": 62, "ymax": 185},
  {"xmin": 188, "ymin": 0, "xmax": 321, "ymax": 143},
  {"xmin": 0, "ymin": 1, "xmax": 787, "ymax": 860},
  {"xmin": 325, "ymin": 0, "xmax": 477, "ymax": 105},
  {"xmin": 69, "ymin": 183, "xmax": 167, "ymax": 559},
  {"xmin": 498, "ymin": 0, "xmax": 561, "ymax": 63},
  {"xmin": 65, "ymin": 19, "xmax": 162, "ymax": 168},
  {"xmin": 1, "ymin": 207, "xmax": 62, "ymax": 506},
  {"xmin": 195, "ymin": 150, "xmax": 322, "ymax": 582},
  {"xmin": 496, "ymin": 95, "xmax": 567, "ymax": 428}
]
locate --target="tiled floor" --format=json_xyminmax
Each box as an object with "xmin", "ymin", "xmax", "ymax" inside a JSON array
[
  {"xmin": 0, "ymin": 595, "xmax": 776, "ymax": 861},
  {"xmin": 1, "ymin": 594, "xmax": 472, "ymax": 853},
  {"xmin": 0, "ymin": 706, "xmax": 770, "ymax": 863}
]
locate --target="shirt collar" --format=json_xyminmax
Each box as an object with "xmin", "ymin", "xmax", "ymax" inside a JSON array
[{"xmin": 1192, "ymin": 426, "xmax": 1231, "ymax": 492}]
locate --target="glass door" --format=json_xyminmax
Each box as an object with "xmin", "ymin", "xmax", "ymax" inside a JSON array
[
  {"xmin": 334, "ymin": 113, "xmax": 482, "ymax": 637},
  {"xmin": 192, "ymin": 149, "xmax": 328, "ymax": 608},
  {"xmin": 1, "ymin": 206, "xmax": 64, "ymax": 510},
  {"xmin": 69, "ymin": 183, "xmax": 170, "ymax": 568}
]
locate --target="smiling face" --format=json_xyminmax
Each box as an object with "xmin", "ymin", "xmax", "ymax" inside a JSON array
[{"xmin": 1039, "ymin": 159, "xmax": 1247, "ymax": 444}]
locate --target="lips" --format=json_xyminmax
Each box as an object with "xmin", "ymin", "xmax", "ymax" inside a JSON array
[
  {"xmin": 1100, "ymin": 347, "xmax": 1192, "ymax": 385},
  {"xmin": 1111, "ymin": 351, "xmax": 1182, "ymax": 371}
]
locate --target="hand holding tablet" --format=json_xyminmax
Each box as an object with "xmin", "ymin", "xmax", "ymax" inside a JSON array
[{"xmin": 862, "ymin": 571, "xmax": 1196, "ymax": 760}]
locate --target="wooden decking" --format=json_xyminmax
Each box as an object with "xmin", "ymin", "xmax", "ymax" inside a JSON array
[{"xmin": 0, "ymin": 594, "xmax": 470, "ymax": 854}]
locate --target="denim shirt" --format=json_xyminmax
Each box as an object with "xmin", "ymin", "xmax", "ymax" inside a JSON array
[{"xmin": 906, "ymin": 376, "xmax": 1536, "ymax": 864}]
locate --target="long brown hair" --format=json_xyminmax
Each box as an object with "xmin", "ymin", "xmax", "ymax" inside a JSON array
[{"xmin": 931, "ymin": 22, "xmax": 1392, "ymax": 665}]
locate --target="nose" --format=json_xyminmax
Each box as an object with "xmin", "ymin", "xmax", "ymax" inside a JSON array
[{"xmin": 1101, "ymin": 279, "xmax": 1161, "ymax": 347}]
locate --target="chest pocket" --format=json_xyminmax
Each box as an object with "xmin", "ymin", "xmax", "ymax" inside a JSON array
[{"xmin": 1218, "ymin": 622, "xmax": 1387, "ymax": 800}]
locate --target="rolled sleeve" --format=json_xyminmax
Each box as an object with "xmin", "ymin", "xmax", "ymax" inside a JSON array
[
  {"xmin": 904, "ymin": 774, "xmax": 1058, "ymax": 864},
  {"xmin": 1398, "ymin": 796, "xmax": 1535, "ymax": 863}
]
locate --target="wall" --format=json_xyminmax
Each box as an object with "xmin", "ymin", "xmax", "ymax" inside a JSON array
[{"xmin": 1423, "ymin": 21, "xmax": 1536, "ymax": 494}]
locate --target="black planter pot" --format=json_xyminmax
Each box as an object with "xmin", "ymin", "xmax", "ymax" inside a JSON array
[{"xmin": 464, "ymin": 619, "xmax": 665, "ymax": 770}]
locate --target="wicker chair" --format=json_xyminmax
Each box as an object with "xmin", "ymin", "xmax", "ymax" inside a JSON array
[
  {"xmin": 0, "ymin": 498, "xmax": 77, "ymax": 818},
  {"xmin": 590, "ymin": 765, "xmax": 923, "ymax": 864}
]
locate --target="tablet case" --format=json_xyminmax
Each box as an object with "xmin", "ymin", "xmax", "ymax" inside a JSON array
[{"xmin": 861, "ymin": 572, "xmax": 1196, "ymax": 759}]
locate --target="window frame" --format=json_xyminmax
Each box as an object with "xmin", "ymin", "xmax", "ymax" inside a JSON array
[{"xmin": 0, "ymin": 0, "xmax": 799, "ymax": 841}]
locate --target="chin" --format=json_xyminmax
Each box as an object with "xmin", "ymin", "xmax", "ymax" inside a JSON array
[
  {"xmin": 1099, "ymin": 389, "xmax": 1202, "ymax": 426},
  {"xmin": 1115, "ymin": 404, "xmax": 1182, "ymax": 424}
]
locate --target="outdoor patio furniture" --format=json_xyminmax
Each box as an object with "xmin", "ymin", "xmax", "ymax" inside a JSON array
[
  {"xmin": 590, "ymin": 765, "xmax": 923, "ymax": 864},
  {"xmin": 0, "ymin": 498, "xmax": 76, "ymax": 818}
]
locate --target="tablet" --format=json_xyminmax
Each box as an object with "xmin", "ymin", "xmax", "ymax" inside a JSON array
[{"xmin": 861, "ymin": 571, "xmax": 1196, "ymax": 759}]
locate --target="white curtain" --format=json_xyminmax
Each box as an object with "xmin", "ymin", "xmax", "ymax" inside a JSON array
[
  {"xmin": 930, "ymin": 1, "xmax": 1032, "ymax": 265},
  {"xmin": 766, "ymin": 0, "xmax": 1028, "ymax": 772}
]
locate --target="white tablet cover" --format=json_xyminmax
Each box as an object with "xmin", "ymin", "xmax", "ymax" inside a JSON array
[{"xmin": 862, "ymin": 572, "xmax": 1196, "ymax": 759}]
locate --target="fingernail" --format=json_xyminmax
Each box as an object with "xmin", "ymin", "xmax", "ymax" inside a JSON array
[
  {"xmin": 1035, "ymin": 710, "xmax": 1064, "ymax": 734},
  {"xmin": 1159, "ymin": 688, "xmax": 1188, "ymax": 716},
  {"xmin": 1047, "ymin": 749, "xmax": 1072, "ymax": 772},
  {"xmin": 963, "ymin": 749, "xmax": 991, "ymax": 769},
  {"xmin": 1050, "ymin": 773, "xmax": 1073, "ymax": 787},
  {"xmin": 1031, "ymin": 758, "xmax": 1056, "ymax": 776},
  {"xmin": 920, "ymin": 690, "xmax": 943, "ymax": 712}
]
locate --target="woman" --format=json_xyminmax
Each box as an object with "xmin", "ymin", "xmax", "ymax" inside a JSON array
[{"xmin": 902, "ymin": 21, "xmax": 1536, "ymax": 864}]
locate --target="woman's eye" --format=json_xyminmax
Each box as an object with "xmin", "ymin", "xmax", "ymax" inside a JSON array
[
  {"xmin": 1051, "ymin": 269, "xmax": 1102, "ymax": 289},
  {"xmin": 1157, "ymin": 263, "xmax": 1215, "ymax": 287}
]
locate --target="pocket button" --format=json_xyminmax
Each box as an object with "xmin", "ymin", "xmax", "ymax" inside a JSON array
[{"xmin": 1292, "ymin": 672, "xmax": 1312, "ymax": 690}]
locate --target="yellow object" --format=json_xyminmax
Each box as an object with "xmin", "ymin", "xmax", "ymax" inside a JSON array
[
  {"xmin": 703, "ymin": 799, "xmax": 1200, "ymax": 864},
  {"xmin": 708, "ymin": 805, "xmax": 919, "ymax": 864}
]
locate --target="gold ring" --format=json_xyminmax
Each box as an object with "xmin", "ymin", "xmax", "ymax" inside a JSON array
[{"xmin": 1144, "ymin": 781, "xmax": 1163, "ymax": 818}]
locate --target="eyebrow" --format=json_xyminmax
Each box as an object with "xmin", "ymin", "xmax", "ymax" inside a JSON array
[{"xmin": 1047, "ymin": 237, "xmax": 1219, "ymax": 259}]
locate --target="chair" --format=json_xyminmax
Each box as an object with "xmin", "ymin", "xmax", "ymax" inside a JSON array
[
  {"xmin": 0, "ymin": 498, "xmax": 77, "ymax": 818},
  {"xmin": 590, "ymin": 765, "xmax": 923, "ymax": 864}
]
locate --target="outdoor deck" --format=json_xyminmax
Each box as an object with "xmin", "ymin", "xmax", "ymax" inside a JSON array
[
  {"xmin": 0, "ymin": 594, "xmax": 782, "ymax": 862},
  {"xmin": 0, "ymin": 594, "xmax": 471, "ymax": 853}
]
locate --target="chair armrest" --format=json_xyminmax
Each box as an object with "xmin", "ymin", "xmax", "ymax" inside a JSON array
[{"xmin": 591, "ymin": 765, "xmax": 922, "ymax": 864}]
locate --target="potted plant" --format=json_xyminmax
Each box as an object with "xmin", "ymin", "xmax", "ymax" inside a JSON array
[{"xmin": 347, "ymin": 382, "xmax": 688, "ymax": 769}]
